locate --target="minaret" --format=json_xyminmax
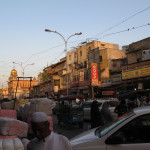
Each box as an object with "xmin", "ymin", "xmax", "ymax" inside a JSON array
[{"xmin": 9, "ymin": 68, "xmax": 18, "ymax": 81}]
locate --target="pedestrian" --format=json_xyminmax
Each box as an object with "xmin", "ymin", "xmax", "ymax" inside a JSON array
[
  {"xmin": 115, "ymin": 99, "xmax": 127, "ymax": 117},
  {"xmin": 100, "ymin": 103, "xmax": 115, "ymax": 124},
  {"xmin": 27, "ymin": 112, "xmax": 72, "ymax": 150},
  {"xmin": 90, "ymin": 100, "xmax": 101, "ymax": 128}
]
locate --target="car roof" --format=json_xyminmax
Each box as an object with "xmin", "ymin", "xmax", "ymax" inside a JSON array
[
  {"xmin": 133, "ymin": 106, "xmax": 150, "ymax": 115},
  {"xmin": 85, "ymin": 99, "xmax": 119, "ymax": 103}
]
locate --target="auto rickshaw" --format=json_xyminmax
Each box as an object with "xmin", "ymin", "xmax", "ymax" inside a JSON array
[{"xmin": 56, "ymin": 95, "xmax": 84, "ymax": 129}]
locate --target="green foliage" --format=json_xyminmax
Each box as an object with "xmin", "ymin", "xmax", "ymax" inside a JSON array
[{"xmin": 40, "ymin": 72, "xmax": 51, "ymax": 82}]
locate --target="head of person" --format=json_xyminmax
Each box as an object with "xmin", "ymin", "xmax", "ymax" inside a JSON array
[
  {"xmin": 91, "ymin": 100, "xmax": 98, "ymax": 107},
  {"xmin": 31, "ymin": 112, "xmax": 51, "ymax": 140},
  {"xmin": 61, "ymin": 100, "xmax": 65, "ymax": 105}
]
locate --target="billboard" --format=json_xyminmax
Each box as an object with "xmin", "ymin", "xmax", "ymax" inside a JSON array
[
  {"xmin": 91, "ymin": 63, "xmax": 99, "ymax": 85},
  {"xmin": 122, "ymin": 66, "xmax": 150, "ymax": 80}
]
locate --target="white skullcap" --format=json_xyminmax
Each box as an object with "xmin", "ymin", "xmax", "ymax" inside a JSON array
[{"xmin": 31, "ymin": 112, "xmax": 48, "ymax": 122}]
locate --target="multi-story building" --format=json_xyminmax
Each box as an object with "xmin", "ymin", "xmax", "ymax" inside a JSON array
[
  {"xmin": 31, "ymin": 57, "xmax": 66, "ymax": 98},
  {"xmin": 32, "ymin": 40, "xmax": 126, "ymax": 99},
  {"xmin": 110, "ymin": 57, "xmax": 127, "ymax": 87},
  {"xmin": 127, "ymin": 37, "xmax": 150, "ymax": 64},
  {"xmin": 68, "ymin": 40, "xmax": 126, "ymax": 98},
  {"xmin": 0, "ymin": 87, "xmax": 8, "ymax": 100},
  {"xmin": 122, "ymin": 37, "xmax": 150, "ymax": 92}
]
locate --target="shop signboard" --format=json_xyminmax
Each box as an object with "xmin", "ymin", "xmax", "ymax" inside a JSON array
[
  {"xmin": 122, "ymin": 66, "xmax": 150, "ymax": 80},
  {"xmin": 102, "ymin": 91, "xmax": 116, "ymax": 95},
  {"xmin": 91, "ymin": 63, "xmax": 99, "ymax": 85},
  {"xmin": 111, "ymin": 74, "xmax": 122, "ymax": 83},
  {"xmin": 79, "ymin": 71, "xmax": 84, "ymax": 81},
  {"xmin": 54, "ymin": 86, "xmax": 59, "ymax": 92}
]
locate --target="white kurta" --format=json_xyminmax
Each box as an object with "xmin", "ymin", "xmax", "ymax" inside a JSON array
[{"xmin": 27, "ymin": 132, "xmax": 72, "ymax": 150}]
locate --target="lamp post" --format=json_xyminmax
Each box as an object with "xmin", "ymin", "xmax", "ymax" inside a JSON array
[
  {"xmin": 12, "ymin": 62, "xmax": 34, "ymax": 90},
  {"xmin": 0, "ymin": 81, "xmax": 8, "ymax": 99},
  {"xmin": 0, "ymin": 82, "xmax": 4, "ymax": 89},
  {"xmin": 45, "ymin": 29, "xmax": 82, "ymax": 96},
  {"xmin": 0, "ymin": 82, "xmax": 4, "ymax": 99}
]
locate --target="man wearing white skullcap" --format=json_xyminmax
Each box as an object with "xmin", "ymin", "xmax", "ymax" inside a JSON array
[{"xmin": 27, "ymin": 112, "xmax": 72, "ymax": 150}]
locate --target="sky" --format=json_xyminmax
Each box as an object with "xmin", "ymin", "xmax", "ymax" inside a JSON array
[{"xmin": 0, "ymin": 0, "xmax": 150, "ymax": 88}]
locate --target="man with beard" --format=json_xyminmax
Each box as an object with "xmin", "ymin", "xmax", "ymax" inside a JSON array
[{"xmin": 27, "ymin": 112, "xmax": 72, "ymax": 150}]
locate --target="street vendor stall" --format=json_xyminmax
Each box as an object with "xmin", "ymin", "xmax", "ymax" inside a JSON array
[{"xmin": 118, "ymin": 89, "xmax": 150, "ymax": 107}]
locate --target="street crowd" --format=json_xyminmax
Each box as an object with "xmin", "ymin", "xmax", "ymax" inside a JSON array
[{"xmin": 0, "ymin": 96, "xmax": 150, "ymax": 150}]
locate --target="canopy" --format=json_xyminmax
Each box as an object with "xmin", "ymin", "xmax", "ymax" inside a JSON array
[{"xmin": 119, "ymin": 90, "xmax": 150, "ymax": 99}]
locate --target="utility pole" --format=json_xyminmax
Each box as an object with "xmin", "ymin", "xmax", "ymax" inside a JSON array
[{"xmin": 45, "ymin": 29, "xmax": 82, "ymax": 96}]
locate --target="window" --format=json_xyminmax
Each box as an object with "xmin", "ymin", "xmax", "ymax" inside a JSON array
[
  {"xmin": 137, "ymin": 58, "xmax": 141, "ymax": 62},
  {"xmin": 84, "ymin": 61, "xmax": 87, "ymax": 68},
  {"xmin": 109, "ymin": 114, "xmax": 150, "ymax": 144},
  {"xmin": 99, "ymin": 56, "xmax": 102, "ymax": 62},
  {"xmin": 88, "ymin": 47, "xmax": 91, "ymax": 51},
  {"xmin": 69, "ymin": 55, "xmax": 71, "ymax": 60},
  {"xmin": 113, "ymin": 63, "xmax": 117, "ymax": 67},
  {"xmin": 74, "ymin": 52, "xmax": 77, "ymax": 59},
  {"xmin": 82, "ymin": 102, "xmax": 92, "ymax": 108},
  {"xmin": 80, "ymin": 51, "xmax": 82, "ymax": 56}
]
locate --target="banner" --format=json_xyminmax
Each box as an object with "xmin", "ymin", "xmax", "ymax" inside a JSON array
[
  {"xmin": 122, "ymin": 66, "xmax": 150, "ymax": 80},
  {"xmin": 111, "ymin": 74, "xmax": 122, "ymax": 83},
  {"xmin": 91, "ymin": 63, "xmax": 99, "ymax": 85}
]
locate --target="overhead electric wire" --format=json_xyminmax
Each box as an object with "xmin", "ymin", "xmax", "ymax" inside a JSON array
[
  {"xmin": 24, "ymin": 43, "xmax": 64, "ymax": 64},
  {"xmin": 28, "ymin": 49, "xmax": 66, "ymax": 76},
  {"xmin": 98, "ymin": 23, "xmax": 150, "ymax": 40},
  {"xmin": 20, "ymin": 6, "xmax": 150, "ymax": 77},
  {"xmin": 94, "ymin": 6, "xmax": 150, "ymax": 38},
  {"xmin": 49, "ymin": 50, "xmax": 65, "ymax": 64},
  {"xmin": 69, "ymin": 5, "xmax": 150, "ymax": 44}
]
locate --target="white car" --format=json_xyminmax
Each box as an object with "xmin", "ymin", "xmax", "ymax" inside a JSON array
[
  {"xmin": 70, "ymin": 106, "xmax": 150, "ymax": 150},
  {"xmin": 82, "ymin": 99, "xmax": 119, "ymax": 120}
]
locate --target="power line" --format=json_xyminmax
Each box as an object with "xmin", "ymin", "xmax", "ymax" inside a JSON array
[
  {"xmin": 49, "ymin": 50, "xmax": 65, "ymax": 65},
  {"xmin": 94, "ymin": 6, "xmax": 150, "ymax": 38},
  {"xmin": 67, "ymin": 6, "xmax": 150, "ymax": 46},
  {"xmin": 24, "ymin": 43, "xmax": 64, "ymax": 64},
  {"xmin": 98, "ymin": 23, "xmax": 150, "ymax": 40}
]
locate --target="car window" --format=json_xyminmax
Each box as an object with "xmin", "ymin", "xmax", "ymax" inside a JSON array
[
  {"xmin": 102, "ymin": 102, "xmax": 108, "ymax": 107},
  {"xmin": 108, "ymin": 101, "xmax": 118, "ymax": 107},
  {"xmin": 82, "ymin": 102, "xmax": 92, "ymax": 108},
  {"xmin": 109, "ymin": 114, "xmax": 150, "ymax": 144},
  {"xmin": 95, "ymin": 112, "xmax": 134, "ymax": 137},
  {"xmin": 97, "ymin": 102, "xmax": 102, "ymax": 107}
]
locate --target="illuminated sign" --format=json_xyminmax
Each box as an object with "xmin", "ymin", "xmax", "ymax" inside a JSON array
[
  {"xmin": 102, "ymin": 91, "xmax": 116, "ymax": 95},
  {"xmin": 91, "ymin": 63, "xmax": 99, "ymax": 85},
  {"xmin": 122, "ymin": 66, "xmax": 150, "ymax": 80}
]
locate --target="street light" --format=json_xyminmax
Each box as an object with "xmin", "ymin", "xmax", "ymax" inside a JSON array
[
  {"xmin": 13, "ymin": 62, "xmax": 35, "ymax": 77},
  {"xmin": 12, "ymin": 62, "xmax": 34, "ymax": 89},
  {"xmin": 0, "ymin": 81, "xmax": 8, "ymax": 99},
  {"xmin": 45, "ymin": 29, "xmax": 82, "ymax": 96},
  {"xmin": 0, "ymin": 82, "xmax": 4, "ymax": 89}
]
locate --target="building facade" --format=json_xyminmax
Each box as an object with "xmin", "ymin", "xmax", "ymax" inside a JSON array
[
  {"xmin": 121, "ymin": 37, "xmax": 150, "ymax": 92},
  {"xmin": 33, "ymin": 40, "xmax": 126, "ymax": 99},
  {"xmin": 8, "ymin": 69, "xmax": 38, "ymax": 99}
]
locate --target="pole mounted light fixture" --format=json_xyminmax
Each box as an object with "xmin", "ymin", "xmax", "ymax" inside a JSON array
[
  {"xmin": 12, "ymin": 61, "xmax": 35, "ymax": 92},
  {"xmin": 45, "ymin": 29, "xmax": 82, "ymax": 96}
]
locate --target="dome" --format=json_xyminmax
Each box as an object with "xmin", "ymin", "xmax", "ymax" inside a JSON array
[{"xmin": 11, "ymin": 69, "xmax": 17, "ymax": 76}]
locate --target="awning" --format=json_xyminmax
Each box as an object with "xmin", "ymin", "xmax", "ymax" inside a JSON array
[
  {"xmin": 58, "ymin": 95, "xmax": 85, "ymax": 101},
  {"xmin": 119, "ymin": 90, "xmax": 150, "ymax": 99}
]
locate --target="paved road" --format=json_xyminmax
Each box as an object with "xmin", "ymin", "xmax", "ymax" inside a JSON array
[{"xmin": 52, "ymin": 114, "xmax": 91, "ymax": 139}]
